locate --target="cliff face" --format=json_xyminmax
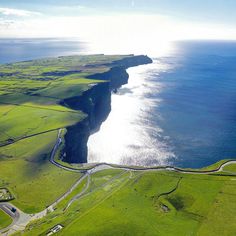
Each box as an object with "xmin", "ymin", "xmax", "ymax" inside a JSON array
[
  {"xmin": 88, "ymin": 55, "xmax": 153, "ymax": 90},
  {"xmin": 62, "ymin": 82, "xmax": 111, "ymax": 163},
  {"xmin": 88, "ymin": 67, "xmax": 129, "ymax": 90},
  {"xmin": 110, "ymin": 55, "xmax": 153, "ymax": 69},
  {"xmin": 63, "ymin": 55, "xmax": 152, "ymax": 163},
  {"xmin": 63, "ymin": 118, "xmax": 90, "ymax": 163},
  {"xmin": 63, "ymin": 82, "xmax": 111, "ymax": 131}
]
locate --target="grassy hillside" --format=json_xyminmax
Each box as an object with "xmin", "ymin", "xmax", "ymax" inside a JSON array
[
  {"xmin": 20, "ymin": 165, "xmax": 236, "ymax": 236},
  {"xmin": 0, "ymin": 103, "xmax": 84, "ymax": 146},
  {"xmin": 0, "ymin": 131, "xmax": 82, "ymax": 213},
  {"xmin": 0, "ymin": 209, "xmax": 12, "ymax": 230}
]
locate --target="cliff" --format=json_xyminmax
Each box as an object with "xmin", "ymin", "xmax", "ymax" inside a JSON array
[
  {"xmin": 87, "ymin": 55, "xmax": 153, "ymax": 89},
  {"xmin": 63, "ymin": 55, "xmax": 152, "ymax": 163}
]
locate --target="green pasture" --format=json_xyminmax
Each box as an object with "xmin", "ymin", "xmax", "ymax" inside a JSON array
[
  {"xmin": 21, "ymin": 166, "xmax": 236, "ymax": 236},
  {"xmin": 0, "ymin": 103, "xmax": 85, "ymax": 145},
  {"xmin": 33, "ymin": 78, "xmax": 101, "ymax": 99},
  {"xmin": 0, "ymin": 209, "xmax": 12, "ymax": 230},
  {"xmin": 223, "ymin": 163, "xmax": 236, "ymax": 172},
  {"xmin": 0, "ymin": 131, "xmax": 81, "ymax": 213}
]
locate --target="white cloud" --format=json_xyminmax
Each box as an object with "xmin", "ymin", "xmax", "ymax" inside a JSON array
[
  {"xmin": 0, "ymin": 7, "xmax": 41, "ymax": 17},
  {"xmin": 0, "ymin": 19, "xmax": 14, "ymax": 28},
  {"xmin": 0, "ymin": 13, "xmax": 236, "ymax": 56}
]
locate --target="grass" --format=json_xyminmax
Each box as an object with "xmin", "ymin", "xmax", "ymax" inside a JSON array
[
  {"xmin": 0, "ymin": 209, "xmax": 12, "ymax": 230},
  {"xmin": 223, "ymin": 163, "xmax": 236, "ymax": 172},
  {"xmin": 0, "ymin": 131, "xmax": 81, "ymax": 213},
  {"xmin": 0, "ymin": 103, "xmax": 85, "ymax": 145},
  {"xmin": 197, "ymin": 177, "xmax": 236, "ymax": 235},
  {"xmin": 20, "ymin": 169, "xmax": 236, "ymax": 236}
]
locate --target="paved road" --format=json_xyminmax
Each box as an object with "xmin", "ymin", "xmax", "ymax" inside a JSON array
[
  {"xmin": 49, "ymin": 129, "xmax": 81, "ymax": 173},
  {"xmin": 65, "ymin": 174, "xmax": 91, "ymax": 210},
  {"xmin": 0, "ymin": 202, "xmax": 31, "ymax": 235},
  {"xmin": 0, "ymin": 203, "xmax": 19, "ymax": 234}
]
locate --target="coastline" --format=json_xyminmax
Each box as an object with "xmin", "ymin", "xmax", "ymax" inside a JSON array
[{"xmin": 61, "ymin": 55, "xmax": 153, "ymax": 163}]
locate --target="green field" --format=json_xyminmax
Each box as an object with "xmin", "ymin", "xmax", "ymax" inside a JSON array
[
  {"xmin": 0, "ymin": 103, "xmax": 84, "ymax": 146},
  {"xmin": 0, "ymin": 209, "xmax": 12, "ymax": 230},
  {"xmin": 223, "ymin": 163, "xmax": 236, "ymax": 172},
  {"xmin": 0, "ymin": 130, "xmax": 82, "ymax": 213},
  {"xmin": 19, "ymin": 165, "xmax": 236, "ymax": 236}
]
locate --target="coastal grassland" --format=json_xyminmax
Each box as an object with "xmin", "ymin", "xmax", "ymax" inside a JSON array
[
  {"xmin": 176, "ymin": 159, "xmax": 231, "ymax": 172},
  {"xmin": 23, "ymin": 169, "xmax": 131, "ymax": 236},
  {"xmin": 0, "ymin": 209, "xmax": 12, "ymax": 230},
  {"xmin": 0, "ymin": 93, "xmax": 59, "ymax": 105},
  {"xmin": 88, "ymin": 169, "xmax": 126, "ymax": 190},
  {"xmin": 223, "ymin": 163, "xmax": 236, "ymax": 172},
  {"xmin": 199, "ymin": 159, "xmax": 231, "ymax": 171},
  {"xmin": 56, "ymin": 169, "xmax": 125, "ymax": 211},
  {"xmin": 33, "ymin": 77, "xmax": 102, "ymax": 99},
  {"xmin": 197, "ymin": 176, "xmax": 236, "ymax": 235},
  {"xmin": 21, "ymin": 169, "xmax": 236, "ymax": 236},
  {"xmin": 0, "ymin": 55, "xmax": 128, "ymax": 106},
  {"xmin": 0, "ymin": 131, "xmax": 81, "ymax": 213},
  {"xmin": 0, "ymin": 55, "xmax": 124, "ymax": 146},
  {"xmin": 0, "ymin": 103, "xmax": 85, "ymax": 145}
]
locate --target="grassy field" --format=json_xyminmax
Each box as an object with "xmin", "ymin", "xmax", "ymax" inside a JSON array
[
  {"xmin": 223, "ymin": 163, "xmax": 236, "ymax": 172},
  {"xmin": 0, "ymin": 103, "xmax": 84, "ymax": 146},
  {"xmin": 0, "ymin": 130, "xmax": 82, "ymax": 213},
  {"xmin": 19, "ymin": 164, "xmax": 236, "ymax": 236},
  {"xmin": 0, "ymin": 209, "xmax": 12, "ymax": 230}
]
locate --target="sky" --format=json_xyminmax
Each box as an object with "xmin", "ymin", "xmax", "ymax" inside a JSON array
[{"xmin": 0, "ymin": 0, "xmax": 236, "ymax": 45}]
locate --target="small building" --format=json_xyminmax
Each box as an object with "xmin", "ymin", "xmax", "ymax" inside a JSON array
[
  {"xmin": 46, "ymin": 224, "xmax": 63, "ymax": 235},
  {"xmin": 0, "ymin": 188, "xmax": 14, "ymax": 202}
]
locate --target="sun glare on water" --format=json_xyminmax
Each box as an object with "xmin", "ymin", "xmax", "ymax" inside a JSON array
[{"xmin": 88, "ymin": 58, "xmax": 176, "ymax": 166}]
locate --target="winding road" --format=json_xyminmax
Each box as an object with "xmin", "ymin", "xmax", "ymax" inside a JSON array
[{"xmin": 1, "ymin": 128, "xmax": 236, "ymax": 235}]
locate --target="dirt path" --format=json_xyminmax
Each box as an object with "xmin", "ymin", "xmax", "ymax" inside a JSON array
[{"xmin": 65, "ymin": 175, "xmax": 91, "ymax": 210}]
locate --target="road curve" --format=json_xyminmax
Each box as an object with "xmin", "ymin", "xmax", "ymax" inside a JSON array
[{"xmin": 0, "ymin": 202, "xmax": 31, "ymax": 235}]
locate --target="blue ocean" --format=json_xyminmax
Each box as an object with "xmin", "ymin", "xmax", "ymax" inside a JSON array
[
  {"xmin": 1, "ymin": 38, "xmax": 236, "ymax": 168},
  {"xmin": 150, "ymin": 41, "xmax": 236, "ymax": 167},
  {"xmin": 0, "ymin": 38, "xmax": 87, "ymax": 64}
]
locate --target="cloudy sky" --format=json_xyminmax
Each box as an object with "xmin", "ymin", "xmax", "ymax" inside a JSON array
[{"xmin": 0, "ymin": 0, "xmax": 236, "ymax": 42}]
